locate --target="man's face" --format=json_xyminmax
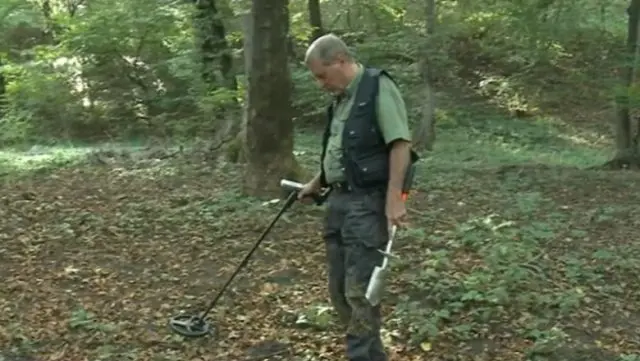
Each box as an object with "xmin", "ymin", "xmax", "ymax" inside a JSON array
[{"xmin": 307, "ymin": 57, "xmax": 347, "ymax": 95}]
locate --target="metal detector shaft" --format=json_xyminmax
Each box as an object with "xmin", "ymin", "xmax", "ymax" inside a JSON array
[{"xmin": 197, "ymin": 191, "xmax": 298, "ymax": 320}]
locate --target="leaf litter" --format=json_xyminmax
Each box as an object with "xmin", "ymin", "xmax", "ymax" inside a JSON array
[{"xmin": 2, "ymin": 159, "xmax": 640, "ymax": 360}]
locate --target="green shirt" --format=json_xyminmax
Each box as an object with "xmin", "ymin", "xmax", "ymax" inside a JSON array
[{"xmin": 323, "ymin": 65, "xmax": 412, "ymax": 184}]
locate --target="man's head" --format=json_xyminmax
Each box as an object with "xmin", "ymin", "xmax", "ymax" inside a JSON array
[{"xmin": 304, "ymin": 33, "xmax": 358, "ymax": 94}]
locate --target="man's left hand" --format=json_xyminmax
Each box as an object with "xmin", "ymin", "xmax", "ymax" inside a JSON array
[{"xmin": 386, "ymin": 193, "xmax": 407, "ymax": 227}]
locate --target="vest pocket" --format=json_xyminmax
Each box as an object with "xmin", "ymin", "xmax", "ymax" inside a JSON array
[{"xmin": 348, "ymin": 152, "xmax": 389, "ymax": 188}]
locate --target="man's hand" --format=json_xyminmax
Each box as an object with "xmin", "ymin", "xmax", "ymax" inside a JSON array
[
  {"xmin": 386, "ymin": 191, "xmax": 407, "ymax": 227},
  {"xmin": 298, "ymin": 180, "xmax": 321, "ymax": 204}
]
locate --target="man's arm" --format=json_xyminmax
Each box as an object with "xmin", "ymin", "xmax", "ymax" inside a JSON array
[
  {"xmin": 387, "ymin": 140, "xmax": 411, "ymax": 196},
  {"xmin": 376, "ymin": 75, "xmax": 412, "ymax": 197},
  {"xmin": 304, "ymin": 171, "xmax": 322, "ymax": 190}
]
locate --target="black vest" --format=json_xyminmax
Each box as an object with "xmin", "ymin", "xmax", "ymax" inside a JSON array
[{"xmin": 319, "ymin": 67, "xmax": 419, "ymax": 191}]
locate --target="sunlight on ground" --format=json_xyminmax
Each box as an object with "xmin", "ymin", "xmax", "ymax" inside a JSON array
[
  {"xmin": 0, "ymin": 146, "xmax": 91, "ymax": 172},
  {"xmin": 0, "ymin": 143, "xmax": 152, "ymax": 174}
]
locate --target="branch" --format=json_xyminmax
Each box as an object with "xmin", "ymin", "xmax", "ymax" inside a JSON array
[{"xmin": 65, "ymin": 0, "xmax": 87, "ymax": 17}]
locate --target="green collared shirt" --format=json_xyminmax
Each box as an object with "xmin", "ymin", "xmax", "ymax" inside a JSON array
[{"xmin": 322, "ymin": 64, "xmax": 412, "ymax": 184}]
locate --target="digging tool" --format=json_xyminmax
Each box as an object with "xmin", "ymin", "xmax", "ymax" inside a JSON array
[
  {"xmin": 365, "ymin": 163, "xmax": 417, "ymax": 306},
  {"xmin": 365, "ymin": 225, "xmax": 397, "ymax": 306},
  {"xmin": 168, "ymin": 179, "xmax": 326, "ymax": 338}
]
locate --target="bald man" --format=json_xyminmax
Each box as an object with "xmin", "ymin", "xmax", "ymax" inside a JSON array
[{"xmin": 298, "ymin": 33, "xmax": 418, "ymax": 361}]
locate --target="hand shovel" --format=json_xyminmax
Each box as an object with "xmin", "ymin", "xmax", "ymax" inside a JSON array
[{"xmin": 365, "ymin": 225, "xmax": 398, "ymax": 307}]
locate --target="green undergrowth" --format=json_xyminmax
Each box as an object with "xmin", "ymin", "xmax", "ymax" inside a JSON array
[
  {"xmin": 361, "ymin": 114, "xmax": 640, "ymax": 359},
  {"xmin": 0, "ymin": 141, "xmax": 149, "ymax": 177}
]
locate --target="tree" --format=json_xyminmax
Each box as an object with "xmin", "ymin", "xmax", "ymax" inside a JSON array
[
  {"xmin": 412, "ymin": 0, "xmax": 437, "ymax": 151},
  {"xmin": 192, "ymin": 0, "xmax": 236, "ymax": 91},
  {"xmin": 0, "ymin": 58, "xmax": 5, "ymax": 119},
  {"xmin": 242, "ymin": 0, "xmax": 302, "ymax": 197},
  {"xmin": 192, "ymin": 0, "xmax": 244, "ymax": 161},
  {"xmin": 604, "ymin": 0, "xmax": 640, "ymax": 169},
  {"xmin": 307, "ymin": 0, "xmax": 324, "ymax": 42}
]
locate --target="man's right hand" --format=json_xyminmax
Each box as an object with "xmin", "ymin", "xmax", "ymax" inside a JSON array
[{"xmin": 297, "ymin": 181, "xmax": 321, "ymax": 203}]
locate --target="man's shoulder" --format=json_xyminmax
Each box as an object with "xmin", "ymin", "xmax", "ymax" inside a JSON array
[
  {"xmin": 363, "ymin": 67, "xmax": 397, "ymax": 87},
  {"xmin": 363, "ymin": 66, "xmax": 393, "ymax": 78}
]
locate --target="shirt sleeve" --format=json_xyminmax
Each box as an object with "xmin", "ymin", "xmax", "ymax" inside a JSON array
[{"xmin": 375, "ymin": 75, "xmax": 412, "ymax": 145}]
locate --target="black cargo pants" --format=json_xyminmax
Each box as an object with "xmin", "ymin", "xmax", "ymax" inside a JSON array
[{"xmin": 323, "ymin": 185, "xmax": 389, "ymax": 361}]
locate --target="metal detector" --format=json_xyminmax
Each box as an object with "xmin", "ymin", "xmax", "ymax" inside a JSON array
[{"xmin": 167, "ymin": 179, "xmax": 328, "ymax": 338}]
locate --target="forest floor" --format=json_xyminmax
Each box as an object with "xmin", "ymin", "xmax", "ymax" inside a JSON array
[{"xmin": 2, "ymin": 112, "xmax": 640, "ymax": 361}]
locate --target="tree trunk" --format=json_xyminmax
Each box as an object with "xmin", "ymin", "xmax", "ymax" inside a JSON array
[
  {"xmin": 191, "ymin": 0, "xmax": 244, "ymax": 161},
  {"xmin": 222, "ymin": 12, "xmax": 255, "ymax": 163},
  {"xmin": 242, "ymin": 0, "xmax": 303, "ymax": 197},
  {"xmin": 412, "ymin": 0, "xmax": 437, "ymax": 151},
  {"xmin": 216, "ymin": 12, "xmax": 256, "ymax": 163},
  {"xmin": 307, "ymin": 0, "xmax": 324, "ymax": 42},
  {"xmin": 604, "ymin": 0, "xmax": 640, "ymax": 169},
  {"xmin": 192, "ymin": 0, "xmax": 237, "ymax": 92},
  {"xmin": 0, "ymin": 58, "xmax": 5, "ymax": 119}
]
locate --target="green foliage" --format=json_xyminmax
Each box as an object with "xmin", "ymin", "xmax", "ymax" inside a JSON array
[
  {"xmin": 0, "ymin": 0, "xmax": 208, "ymax": 144},
  {"xmin": 388, "ymin": 156, "xmax": 640, "ymax": 357},
  {"xmin": 0, "ymin": 0, "xmax": 632, "ymax": 144},
  {"xmin": 69, "ymin": 306, "xmax": 118, "ymax": 333}
]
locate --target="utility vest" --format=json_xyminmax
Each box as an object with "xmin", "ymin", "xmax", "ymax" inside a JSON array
[{"xmin": 319, "ymin": 67, "xmax": 419, "ymax": 192}]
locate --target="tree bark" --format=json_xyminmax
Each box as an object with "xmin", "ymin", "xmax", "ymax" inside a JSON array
[
  {"xmin": 412, "ymin": 0, "xmax": 437, "ymax": 151},
  {"xmin": 242, "ymin": 0, "xmax": 303, "ymax": 197},
  {"xmin": 307, "ymin": 0, "xmax": 324, "ymax": 42},
  {"xmin": 191, "ymin": 0, "xmax": 244, "ymax": 161},
  {"xmin": 604, "ymin": 0, "xmax": 640, "ymax": 169},
  {"xmin": 221, "ymin": 12, "xmax": 255, "ymax": 163},
  {"xmin": 0, "ymin": 58, "xmax": 5, "ymax": 119},
  {"xmin": 192, "ymin": 0, "xmax": 237, "ymax": 91}
]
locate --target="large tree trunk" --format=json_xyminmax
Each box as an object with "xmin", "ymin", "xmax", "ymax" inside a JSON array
[
  {"xmin": 412, "ymin": 0, "xmax": 437, "ymax": 151},
  {"xmin": 242, "ymin": 0, "xmax": 303, "ymax": 197},
  {"xmin": 307, "ymin": 0, "xmax": 324, "ymax": 42},
  {"xmin": 604, "ymin": 0, "xmax": 640, "ymax": 169}
]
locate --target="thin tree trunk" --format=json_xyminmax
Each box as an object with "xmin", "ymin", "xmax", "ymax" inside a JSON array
[
  {"xmin": 192, "ymin": 0, "xmax": 237, "ymax": 92},
  {"xmin": 218, "ymin": 12, "xmax": 254, "ymax": 163},
  {"xmin": 412, "ymin": 0, "xmax": 437, "ymax": 151},
  {"xmin": 308, "ymin": 0, "xmax": 324, "ymax": 42},
  {"xmin": 604, "ymin": 0, "xmax": 640, "ymax": 169},
  {"xmin": 0, "ymin": 58, "xmax": 5, "ymax": 119}
]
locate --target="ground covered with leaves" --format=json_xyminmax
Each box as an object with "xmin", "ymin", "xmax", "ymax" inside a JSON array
[{"xmin": 2, "ymin": 118, "xmax": 640, "ymax": 361}]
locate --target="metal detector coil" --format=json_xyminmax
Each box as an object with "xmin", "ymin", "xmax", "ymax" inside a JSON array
[{"xmin": 168, "ymin": 314, "xmax": 212, "ymax": 337}]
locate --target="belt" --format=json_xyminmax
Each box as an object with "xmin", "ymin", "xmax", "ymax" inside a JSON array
[{"xmin": 331, "ymin": 182, "xmax": 387, "ymax": 195}]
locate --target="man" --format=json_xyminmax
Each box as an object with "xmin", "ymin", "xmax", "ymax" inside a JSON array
[{"xmin": 298, "ymin": 33, "xmax": 417, "ymax": 361}]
